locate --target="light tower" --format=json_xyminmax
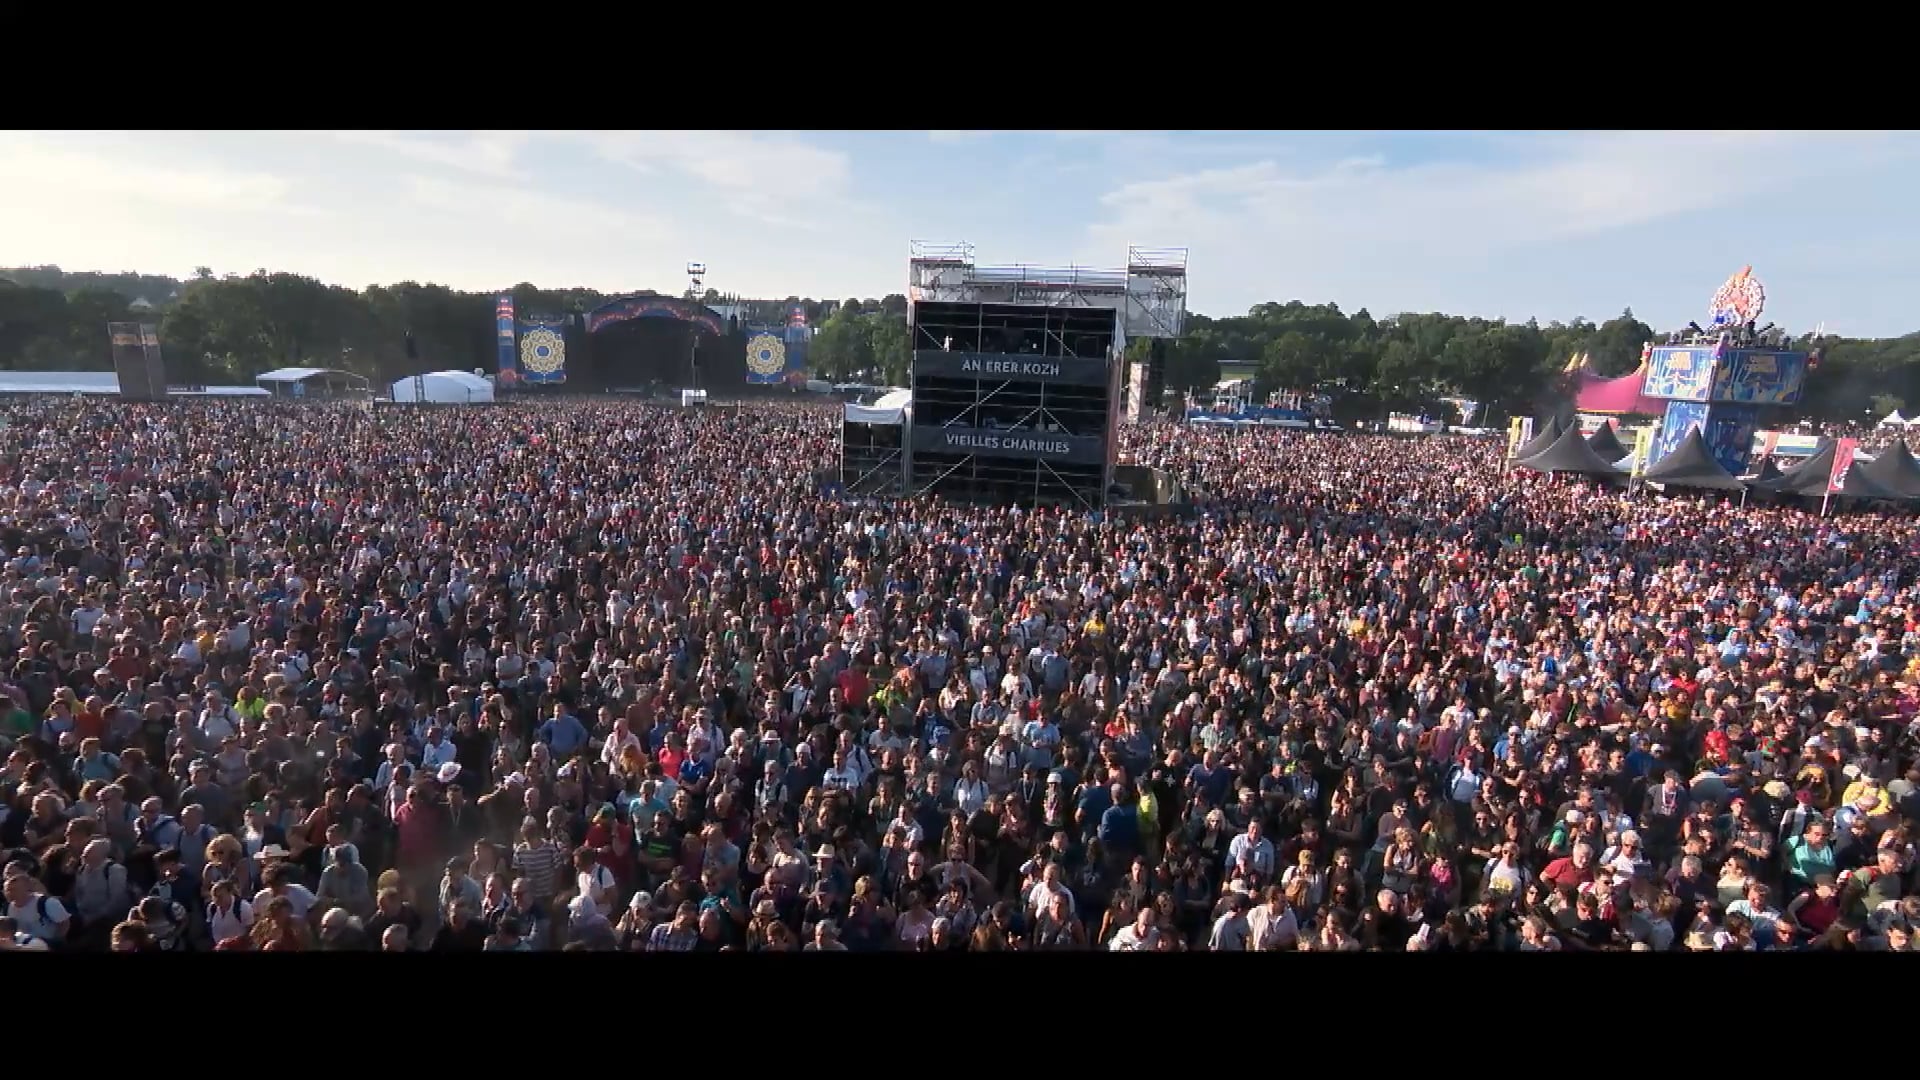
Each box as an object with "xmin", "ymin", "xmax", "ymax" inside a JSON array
[{"xmin": 685, "ymin": 262, "xmax": 707, "ymax": 388}]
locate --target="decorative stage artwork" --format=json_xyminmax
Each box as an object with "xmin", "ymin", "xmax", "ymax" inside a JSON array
[
  {"xmin": 584, "ymin": 295, "xmax": 725, "ymax": 337},
  {"xmin": 1709, "ymin": 349, "xmax": 1808, "ymax": 406},
  {"xmin": 1644, "ymin": 347, "xmax": 1716, "ymax": 402},
  {"xmin": 1701, "ymin": 403, "xmax": 1761, "ymax": 476},
  {"xmin": 517, "ymin": 317, "xmax": 568, "ymax": 384},
  {"xmin": 744, "ymin": 332, "xmax": 788, "ymax": 384},
  {"xmin": 1654, "ymin": 400, "xmax": 1708, "ymax": 463},
  {"xmin": 781, "ymin": 308, "xmax": 810, "ymax": 385},
  {"xmin": 495, "ymin": 294, "xmax": 520, "ymax": 386},
  {"xmin": 1707, "ymin": 266, "xmax": 1766, "ymax": 329}
]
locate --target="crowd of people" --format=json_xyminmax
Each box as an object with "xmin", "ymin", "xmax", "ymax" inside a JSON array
[{"xmin": 1, "ymin": 395, "xmax": 1915, "ymax": 954}]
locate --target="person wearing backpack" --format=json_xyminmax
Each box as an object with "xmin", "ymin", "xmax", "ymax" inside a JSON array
[
  {"xmin": 69, "ymin": 837, "xmax": 132, "ymax": 949},
  {"xmin": 2, "ymin": 870, "xmax": 70, "ymax": 948}
]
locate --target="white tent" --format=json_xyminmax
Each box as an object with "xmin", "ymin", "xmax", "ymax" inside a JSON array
[
  {"xmin": 389, "ymin": 371, "xmax": 494, "ymax": 404},
  {"xmin": 1880, "ymin": 409, "xmax": 1908, "ymax": 427},
  {"xmin": 844, "ymin": 387, "xmax": 911, "ymax": 425}
]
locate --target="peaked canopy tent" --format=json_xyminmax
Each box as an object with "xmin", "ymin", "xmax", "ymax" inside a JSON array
[
  {"xmin": 1585, "ymin": 422, "xmax": 1629, "ymax": 462},
  {"xmin": 1640, "ymin": 428, "xmax": 1747, "ymax": 491},
  {"xmin": 1854, "ymin": 440, "xmax": 1920, "ymax": 499},
  {"xmin": 1516, "ymin": 424, "xmax": 1626, "ymax": 477},
  {"xmin": 1512, "ymin": 415, "xmax": 1564, "ymax": 461},
  {"xmin": 389, "ymin": 370, "xmax": 494, "ymax": 404},
  {"xmin": 1753, "ymin": 439, "xmax": 1902, "ymax": 500},
  {"xmin": 1879, "ymin": 409, "xmax": 1909, "ymax": 428},
  {"xmin": 1743, "ymin": 455, "xmax": 1785, "ymax": 483},
  {"xmin": 255, "ymin": 366, "xmax": 372, "ymax": 400}
]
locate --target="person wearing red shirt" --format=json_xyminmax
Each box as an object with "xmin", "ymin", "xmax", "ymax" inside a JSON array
[
  {"xmin": 1540, "ymin": 842, "xmax": 1596, "ymax": 890},
  {"xmin": 836, "ymin": 665, "xmax": 870, "ymax": 706}
]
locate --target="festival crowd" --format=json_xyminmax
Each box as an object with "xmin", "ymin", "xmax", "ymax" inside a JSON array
[{"xmin": 1, "ymin": 397, "xmax": 1916, "ymax": 953}]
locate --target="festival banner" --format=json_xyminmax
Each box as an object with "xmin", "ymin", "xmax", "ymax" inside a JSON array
[
  {"xmin": 912, "ymin": 351, "xmax": 1111, "ymax": 386},
  {"xmin": 1645, "ymin": 346, "xmax": 1717, "ymax": 402},
  {"xmin": 1506, "ymin": 417, "xmax": 1532, "ymax": 462},
  {"xmin": 909, "ymin": 425, "xmax": 1107, "ymax": 465},
  {"xmin": 1825, "ymin": 437, "xmax": 1859, "ymax": 516},
  {"xmin": 782, "ymin": 306, "xmax": 811, "ymax": 384},
  {"xmin": 516, "ymin": 316, "xmax": 568, "ymax": 384},
  {"xmin": 495, "ymin": 294, "xmax": 520, "ymax": 387},
  {"xmin": 1828, "ymin": 438, "xmax": 1859, "ymax": 494},
  {"xmin": 1709, "ymin": 349, "xmax": 1809, "ymax": 406},
  {"xmin": 1630, "ymin": 424, "xmax": 1655, "ymax": 479},
  {"xmin": 744, "ymin": 328, "xmax": 788, "ymax": 385}
]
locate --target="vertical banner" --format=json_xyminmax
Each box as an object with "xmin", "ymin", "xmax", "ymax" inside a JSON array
[
  {"xmin": 1630, "ymin": 424, "xmax": 1655, "ymax": 479},
  {"xmin": 1506, "ymin": 417, "xmax": 1532, "ymax": 462},
  {"xmin": 1825, "ymin": 437, "xmax": 1859, "ymax": 516},
  {"xmin": 516, "ymin": 316, "xmax": 568, "ymax": 384},
  {"xmin": 782, "ymin": 305, "xmax": 810, "ymax": 385},
  {"xmin": 495, "ymin": 294, "xmax": 520, "ymax": 387},
  {"xmin": 744, "ymin": 328, "xmax": 788, "ymax": 385},
  {"xmin": 1126, "ymin": 361, "xmax": 1149, "ymax": 422}
]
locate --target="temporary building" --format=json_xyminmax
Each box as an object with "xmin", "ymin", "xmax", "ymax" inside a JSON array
[
  {"xmin": 840, "ymin": 388, "xmax": 908, "ymax": 496},
  {"xmin": 1585, "ymin": 422, "xmax": 1629, "ymax": 462},
  {"xmin": 389, "ymin": 370, "xmax": 495, "ymax": 404},
  {"xmin": 1878, "ymin": 410, "xmax": 1908, "ymax": 428},
  {"xmin": 1515, "ymin": 423, "xmax": 1626, "ymax": 477},
  {"xmin": 1640, "ymin": 428, "xmax": 1746, "ymax": 491}
]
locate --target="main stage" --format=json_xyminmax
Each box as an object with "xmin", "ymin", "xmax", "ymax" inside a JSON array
[{"xmin": 494, "ymin": 293, "xmax": 784, "ymax": 393}]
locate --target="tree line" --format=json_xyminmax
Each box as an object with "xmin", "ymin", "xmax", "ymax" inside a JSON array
[{"xmin": 2, "ymin": 264, "xmax": 1916, "ymax": 422}]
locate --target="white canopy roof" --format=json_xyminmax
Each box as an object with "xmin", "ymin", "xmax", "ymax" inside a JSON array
[
  {"xmin": 1880, "ymin": 409, "xmax": 1908, "ymax": 427},
  {"xmin": 844, "ymin": 387, "xmax": 911, "ymax": 425},
  {"xmin": 390, "ymin": 370, "xmax": 494, "ymax": 404}
]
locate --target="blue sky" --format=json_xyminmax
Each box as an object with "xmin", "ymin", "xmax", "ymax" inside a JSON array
[{"xmin": 3, "ymin": 129, "xmax": 1917, "ymax": 337}]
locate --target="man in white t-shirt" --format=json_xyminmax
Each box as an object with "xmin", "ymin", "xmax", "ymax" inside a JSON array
[
  {"xmin": 1109, "ymin": 908, "xmax": 1158, "ymax": 951},
  {"xmin": 3, "ymin": 873, "xmax": 71, "ymax": 946}
]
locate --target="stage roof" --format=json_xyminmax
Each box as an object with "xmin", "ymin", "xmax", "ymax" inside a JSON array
[{"xmin": 255, "ymin": 366, "xmax": 352, "ymax": 383}]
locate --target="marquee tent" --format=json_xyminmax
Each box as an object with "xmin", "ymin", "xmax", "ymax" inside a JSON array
[
  {"xmin": 1854, "ymin": 439, "xmax": 1920, "ymax": 499},
  {"xmin": 1640, "ymin": 428, "xmax": 1746, "ymax": 491},
  {"xmin": 1585, "ymin": 422, "xmax": 1628, "ymax": 462},
  {"xmin": 389, "ymin": 371, "xmax": 495, "ymax": 404},
  {"xmin": 1515, "ymin": 424, "xmax": 1626, "ymax": 477}
]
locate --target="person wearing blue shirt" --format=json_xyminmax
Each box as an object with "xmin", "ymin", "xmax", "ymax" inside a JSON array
[
  {"xmin": 1097, "ymin": 785, "xmax": 1138, "ymax": 864},
  {"xmin": 1186, "ymin": 751, "xmax": 1232, "ymax": 807},
  {"xmin": 1075, "ymin": 780, "xmax": 1112, "ymax": 842},
  {"xmin": 537, "ymin": 704, "xmax": 590, "ymax": 759},
  {"xmin": 679, "ymin": 754, "xmax": 713, "ymax": 790}
]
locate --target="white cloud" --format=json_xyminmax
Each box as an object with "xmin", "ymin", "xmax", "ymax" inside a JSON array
[
  {"xmin": 0, "ymin": 132, "xmax": 299, "ymax": 213},
  {"xmin": 324, "ymin": 130, "xmax": 532, "ymax": 180},
  {"xmin": 1085, "ymin": 130, "xmax": 1920, "ymax": 320},
  {"xmin": 573, "ymin": 130, "xmax": 851, "ymax": 226},
  {"xmin": 401, "ymin": 175, "xmax": 671, "ymax": 241}
]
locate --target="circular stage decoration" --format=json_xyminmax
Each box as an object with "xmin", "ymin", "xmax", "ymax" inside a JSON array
[
  {"xmin": 745, "ymin": 333, "xmax": 787, "ymax": 378},
  {"xmin": 1707, "ymin": 266, "xmax": 1766, "ymax": 328},
  {"xmin": 520, "ymin": 328, "xmax": 566, "ymax": 375}
]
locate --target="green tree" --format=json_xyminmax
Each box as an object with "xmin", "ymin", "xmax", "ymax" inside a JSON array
[
  {"xmin": 864, "ymin": 311, "xmax": 909, "ymax": 386},
  {"xmin": 812, "ymin": 303, "xmax": 873, "ymax": 380}
]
